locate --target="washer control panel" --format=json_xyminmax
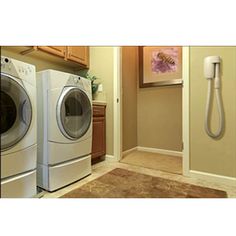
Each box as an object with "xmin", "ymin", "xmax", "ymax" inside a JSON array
[
  {"xmin": 67, "ymin": 75, "xmax": 91, "ymax": 94},
  {"xmin": 73, "ymin": 77, "xmax": 79, "ymax": 84},
  {"xmin": 1, "ymin": 56, "xmax": 34, "ymax": 77},
  {"xmin": 68, "ymin": 76, "xmax": 82, "ymax": 86},
  {"xmin": 1, "ymin": 56, "xmax": 12, "ymax": 70},
  {"xmin": 17, "ymin": 65, "xmax": 33, "ymax": 76}
]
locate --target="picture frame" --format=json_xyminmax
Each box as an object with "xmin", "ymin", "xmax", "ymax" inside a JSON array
[{"xmin": 139, "ymin": 46, "xmax": 183, "ymax": 88}]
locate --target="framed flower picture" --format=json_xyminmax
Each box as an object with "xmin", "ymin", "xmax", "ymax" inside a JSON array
[{"xmin": 139, "ymin": 46, "xmax": 183, "ymax": 88}]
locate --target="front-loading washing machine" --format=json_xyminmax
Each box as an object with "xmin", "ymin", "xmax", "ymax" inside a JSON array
[
  {"xmin": 37, "ymin": 70, "xmax": 92, "ymax": 191},
  {"xmin": 1, "ymin": 56, "xmax": 37, "ymax": 198}
]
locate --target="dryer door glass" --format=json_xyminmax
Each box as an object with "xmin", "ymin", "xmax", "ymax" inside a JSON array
[
  {"xmin": 58, "ymin": 87, "xmax": 92, "ymax": 140},
  {"xmin": 0, "ymin": 73, "xmax": 32, "ymax": 150}
]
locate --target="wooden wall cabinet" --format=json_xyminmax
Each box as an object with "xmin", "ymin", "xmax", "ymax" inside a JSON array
[
  {"xmin": 17, "ymin": 46, "xmax": 89, "ymax": 69},
  {"xmin": 67, "ymin": 46, "xmax": 89, "ymax": 68},
  {"xmin": 37, "ymin": 46, "xmax": 66, "ymax": 58},
  {"xmin": 92, "ymin": 105, "xmax": 106, "ymax": 160}
]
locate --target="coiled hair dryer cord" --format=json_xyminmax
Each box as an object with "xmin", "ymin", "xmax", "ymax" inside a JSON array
[{"xmin": 204, "ymin": 63, "xmax": 224, "ymax": 138}]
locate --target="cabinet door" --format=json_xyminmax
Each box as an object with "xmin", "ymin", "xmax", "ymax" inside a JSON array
[
  {"xmin": 92, "ymin": 116, "xmax": 106, "ymax": 159},
  {"xmin": 67, "ymin": 46, "xmax": 89, "ymax": 67},
  {"xmin": 38, "ymin": 46, "xmax": 66, "ymax": 58}
]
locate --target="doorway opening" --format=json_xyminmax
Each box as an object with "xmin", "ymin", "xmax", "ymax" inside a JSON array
[{"xmin": 114, "ymin": 46, "xmax": 189, "ymax": 176}]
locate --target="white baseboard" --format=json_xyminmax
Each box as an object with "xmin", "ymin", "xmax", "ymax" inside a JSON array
[
  {"xmin": 137, "ymin": 146, "xmax": 182, "ymax": 157},
  {"xmin": 189, "ymin": 170, "xmax": 236, "ymax": 187},
  {"xmin": 122, "ymin": 147, "xmax": 137, "ymax": 157},
  {"xmin": 105, "ymin": 154, "xmax": 116, "ymax": 162}
]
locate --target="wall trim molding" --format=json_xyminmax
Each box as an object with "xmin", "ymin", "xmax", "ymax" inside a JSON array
[
  {"xmin": 137, "ymin": 146, "xmax": 182, "ymax": 157},
  {"xmin": 189, "ymin": 170, "xmax": 236, "ymax": 187},
  {"xmin": 105, "ymin": 154, "xmax": 116, "ymax": 162},
  {"xmin": 122, "ymin": 147, "xmax": 138, "ymax": 157}
]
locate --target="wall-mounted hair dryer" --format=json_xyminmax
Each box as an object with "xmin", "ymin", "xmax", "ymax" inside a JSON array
[{"xmin": 204, "ymin": 56, "xmax": 224, "ymax": 138}]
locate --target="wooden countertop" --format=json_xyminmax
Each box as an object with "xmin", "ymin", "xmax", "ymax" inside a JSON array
[{"xmin": 92, "ymin": 100, "xmax": 107, "ymax": 106}]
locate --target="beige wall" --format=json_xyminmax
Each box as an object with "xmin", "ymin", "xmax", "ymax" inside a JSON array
[
  {"xmin": 1, "ymin": 47, "xmax": 75, "ymax": 73},
  {"xmin": 88, "ymin": 47, "xmax": 114, "ymax": 155},
  {"xmin": 190, "ymin": 47, "xmax": 236, "ymax": 177},
  {"xmin": 121, "ymin": 46, "xmax": 183, "ymax": 152},
  {"xmin": 137, "ymin": 85, "xmax": 182, "ymax": 151},
  {"xmin": 122, "ymin": 47, "xmax": 138, "ymax": 152}
]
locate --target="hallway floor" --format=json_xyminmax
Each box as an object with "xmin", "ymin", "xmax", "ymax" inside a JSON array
[
  {"xmin": 40, "ymin": 158, "xmax": 236, "ymax": 198},
  {"xmin": 120, "ymin": 151, "xmax": 182, "ymax": 175}
]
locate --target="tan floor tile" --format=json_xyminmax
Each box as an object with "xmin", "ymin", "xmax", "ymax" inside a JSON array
[{"xmin": 121, "ymin": 150, "xmax": 182, "ymax": 174}]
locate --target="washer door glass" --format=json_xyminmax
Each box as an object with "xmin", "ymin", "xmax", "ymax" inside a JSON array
[
  {"xmin": 57, "ymin": 87, "xmax": 92, "ymax": 140},
  {"xmin": 1, "ymin": 73, "xmax": 32, "ymax": 151}
]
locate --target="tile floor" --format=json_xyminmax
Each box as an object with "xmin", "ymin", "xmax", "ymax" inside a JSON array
[
  {"xmin": 121, "ymin": 151, "xmax": 182, "ymax": 174},
  {"xmin": 40, "ymin": 157, "xmax": 236, "ymax": 198}
]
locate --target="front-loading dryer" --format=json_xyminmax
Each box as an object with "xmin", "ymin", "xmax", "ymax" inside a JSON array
[
  {"xmin": 1, "ymin": 56, "xmax": 37, "ymax": 198},
  {"xmin": 37, "ymin": 70, "xmax": 92, "ymax": 191}
]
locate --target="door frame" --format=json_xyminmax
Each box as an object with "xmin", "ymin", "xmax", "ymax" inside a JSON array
[
  {"xmin": 182, "ymin": 46, "xmax": 190, "ymax": 176},
  {"xmin": 113, "ymin": 46, "xmax": 191, "ymax": 174},
  {"xmin": 113, "ymin": 46, "xmax": 122, "ymax": 161}
]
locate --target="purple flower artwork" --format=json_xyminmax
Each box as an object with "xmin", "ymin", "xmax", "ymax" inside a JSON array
[{"xmin": 151, "ymin": 48, "xmax": 178, "ymax": 74}]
